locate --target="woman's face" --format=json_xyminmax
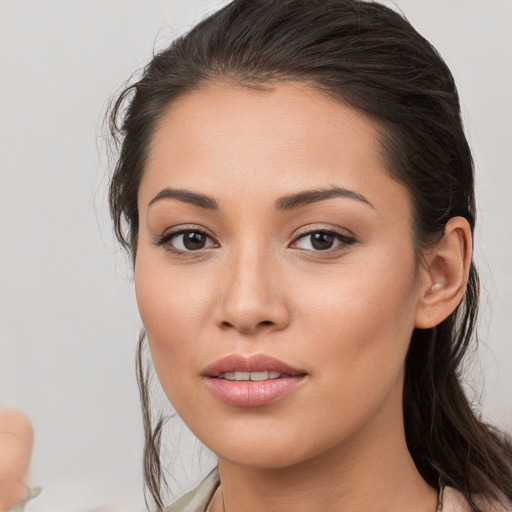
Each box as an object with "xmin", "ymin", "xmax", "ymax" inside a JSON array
[{"xmin": 135, "ymin": 82, "xmax": 427, "ymax": 469}]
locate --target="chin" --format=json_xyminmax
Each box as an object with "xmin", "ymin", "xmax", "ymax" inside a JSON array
[
  {"xmin": 218, "ymin": 444, "xmax": 311, "ymax": 470},
  {"xmin": 197, "ymin": 421, "xmax": 343, "ymax": 471}
]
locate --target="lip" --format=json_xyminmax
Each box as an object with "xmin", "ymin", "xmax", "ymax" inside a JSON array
[
  {"xmin": 202, "ymin": 354, "xmax": 307, "ymax": 407},
  {"xmin": 202, "ymin": 353, "xmax": 305, "ymax": 377}
]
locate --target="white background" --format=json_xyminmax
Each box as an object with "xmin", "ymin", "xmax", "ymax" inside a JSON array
[{"xmin": 1, "ymin": 1, "xmax": 511, "ymax": 511}]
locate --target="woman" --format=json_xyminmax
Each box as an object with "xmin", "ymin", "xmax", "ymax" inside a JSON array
[{"xmin": 107, "ymin": 0, "xmax": 512, "ymax": 511}]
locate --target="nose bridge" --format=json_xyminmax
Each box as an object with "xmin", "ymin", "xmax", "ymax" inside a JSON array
[{"xmin": 215, "ymin": 235, "xmax": 288, "ymax": 334}]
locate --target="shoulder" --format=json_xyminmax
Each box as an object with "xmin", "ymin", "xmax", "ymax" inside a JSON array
[
  {"xmin": 166, "ymin": 467, "xmax": 220, "ymax": 512},
  {"xmin": 442, "ymin": 486, "xmax": 512, "ymax": 512}
]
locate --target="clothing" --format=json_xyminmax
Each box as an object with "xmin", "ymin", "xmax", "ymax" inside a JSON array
[
  {"xmin": 439, "ymin": 486, "xmax": 512, "ymax": 512},
  {"xmin": 165, "ymin": 467, "xmax": 512, "ymax": 512},
  {"xmin": 166, "ymin": 468, "xmax": 220, "ymax": 512}
]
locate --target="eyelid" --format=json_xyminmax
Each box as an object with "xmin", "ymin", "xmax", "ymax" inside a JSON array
[
  {"xmin": 153, "ymin": 224, "xmax": 356, "ymax": 255},
  {"xmin": 153, "ymin": 225, "xmax": 219, "ymax": 253},
  {"xmin": 290, "ymin": 226, "xmax": 357, "ymax": 251}
]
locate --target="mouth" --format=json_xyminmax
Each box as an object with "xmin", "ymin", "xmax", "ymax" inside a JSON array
[
  {"xmin": 218, "ymin": 371, "xmax": 286, "ymax": 381},
  {"xmin": 203, "ymin": 353, "xmax": 306, "ymax": 377},
  {"xmin": 202, "ymin": 354, "xmax": 307, "ymax": 407}
]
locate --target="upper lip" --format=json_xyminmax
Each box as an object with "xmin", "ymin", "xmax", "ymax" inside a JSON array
[{"xmin": 202, "ymin": 353, "xmax": 306, "ymax": 377}]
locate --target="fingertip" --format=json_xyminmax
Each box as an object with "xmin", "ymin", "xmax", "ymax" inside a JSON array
[{"xmin": 0, "ymin": 409, "xmax": 34, "ymax": 443}]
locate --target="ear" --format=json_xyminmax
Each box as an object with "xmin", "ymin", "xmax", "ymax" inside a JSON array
[{"xmin": 415, "ymin": 217, "xmax": 472, "ymax": 329}]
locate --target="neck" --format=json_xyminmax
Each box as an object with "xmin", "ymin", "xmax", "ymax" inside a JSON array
[{"xmin": 211, "ymin": 380, "xmax": 437, "ymax": 512}]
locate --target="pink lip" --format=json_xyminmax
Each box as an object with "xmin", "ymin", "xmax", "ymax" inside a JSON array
[
  {"xmin": 202, "ymin": 353, "xmax": 305, "ymax": 377},
  {"xmin": 202, "ymin": 354, "xmax": 307, "ymax": 408}
]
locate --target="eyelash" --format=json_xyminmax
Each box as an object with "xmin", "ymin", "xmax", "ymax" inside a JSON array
[
  {"xmin": 154, "ymin": 227, "xmax": 356, "ymax": 255},
  {"xmin": 291, "ymin": 228, "xmax": 356, "ymax": 253},
  {"xmin": 154, "ymin": 228, "xmax": 218, "ymax": 255}
]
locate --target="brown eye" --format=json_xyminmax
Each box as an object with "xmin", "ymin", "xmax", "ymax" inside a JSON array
[
  {"xmin": 292, "ymin": 230, "xmax": 356, "ymax": 252},
  {"xmin": 310, "ymin": 232, "xmax": 335, "ymax": 250},
  {"xmin": 156, "ymin": 229, "xmax": 217, "ymax": 252},
  {"xmin": 182, "ymin": 231, "xmax": 208, "ymax": 250}
]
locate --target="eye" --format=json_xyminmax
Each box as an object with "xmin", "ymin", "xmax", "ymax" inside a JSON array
[
  {"xmin": 155, "ymin": 229, "xmax": 218, "ymax": 252},
  {"xmin": 291, "ymin": 229, "xmax": 356, "ymax": 252}
]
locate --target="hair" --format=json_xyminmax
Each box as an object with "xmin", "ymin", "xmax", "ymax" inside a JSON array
[{"xmin": 108, "ymin": 0, "xmax": 512, "ymax": 509}]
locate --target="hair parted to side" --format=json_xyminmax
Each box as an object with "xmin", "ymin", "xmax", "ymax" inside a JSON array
[{"xmin": 108, "ymin": 0, "xmax": 512, "ymax": 509}]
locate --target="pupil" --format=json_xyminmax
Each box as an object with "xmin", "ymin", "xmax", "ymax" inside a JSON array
[
  {"xmin": 184, "ymin": 232, "xmax": 206, "ymax": 250},
  {"xmin": 311, "ymin": 233, "xmax": 334, "ymax": 250}
]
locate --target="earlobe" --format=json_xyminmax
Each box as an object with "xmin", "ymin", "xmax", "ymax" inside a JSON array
[{"xmin": 415, "ymin": 217, "xmax": 472, "ymax": 329}]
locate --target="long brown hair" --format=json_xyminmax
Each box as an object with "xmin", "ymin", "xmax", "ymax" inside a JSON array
[{"xmin": 108, "ymin": 0, "xmax": 512, "ymax": 509}]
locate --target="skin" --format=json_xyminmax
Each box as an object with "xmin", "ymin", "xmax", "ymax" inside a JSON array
[
  {"xmin": 0, "ymin": 409, "xmax": 33, "ymax": 509},
  {"xmin": 135, "ymin": 82, "xmax": 471, "ymax": 512}
]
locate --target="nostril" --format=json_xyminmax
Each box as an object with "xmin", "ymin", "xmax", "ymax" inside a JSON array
[{"xmin": 220, "ymin": 319, "xmax": 274, "ymax": 332}]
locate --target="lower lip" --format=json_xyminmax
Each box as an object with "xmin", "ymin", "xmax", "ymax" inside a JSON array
[{"xmin": 205, "ymin": 376, "xmax": 306, "ymax": 407}]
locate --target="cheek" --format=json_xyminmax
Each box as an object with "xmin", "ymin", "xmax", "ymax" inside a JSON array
[
  {"xmin": 134, "ymin": 254, "xmax": 210, "ymax": 400},
  {"xmin": 135, "ymin": 246, "xmax": 212, "ymax": 334},
  {"xmin": 282, "ymin": 263, "xmax": 418, "ymax": 451},
  {"xmin": 300, "ymin": 254, "xmax": 419, "ymax": 387}
]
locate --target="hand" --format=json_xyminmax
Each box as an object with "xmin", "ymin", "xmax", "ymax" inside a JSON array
[{"xmin": 0, "ymin": 410, "xmax": 33, "ymax": 510}]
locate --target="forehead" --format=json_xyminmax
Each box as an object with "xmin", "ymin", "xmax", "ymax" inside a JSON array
[{"xmin": 140, "ymin": 81, "xmax": 410, "ymax": 217}]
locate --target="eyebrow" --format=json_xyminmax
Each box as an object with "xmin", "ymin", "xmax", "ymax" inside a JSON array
[
  {"xmin": 148, "ymin": 184, "xmax": 373, "ymax": 211},
  {"xmin": 274, "ymin": 185, "xmax": 374, "ymax": 211},
  {"xmin": 148, "ymin": 188, "xmax": 220, "ymax": 210}
]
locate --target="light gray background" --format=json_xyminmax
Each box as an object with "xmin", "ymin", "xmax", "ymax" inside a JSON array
[{"xmin": 1, "ymin": 1, "xmax": 511, "ymax": 511}]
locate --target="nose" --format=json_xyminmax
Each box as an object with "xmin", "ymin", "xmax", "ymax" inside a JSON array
[{"xmin": 213, "ymin": 243, "xmax": 290, "ymax": 336}]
